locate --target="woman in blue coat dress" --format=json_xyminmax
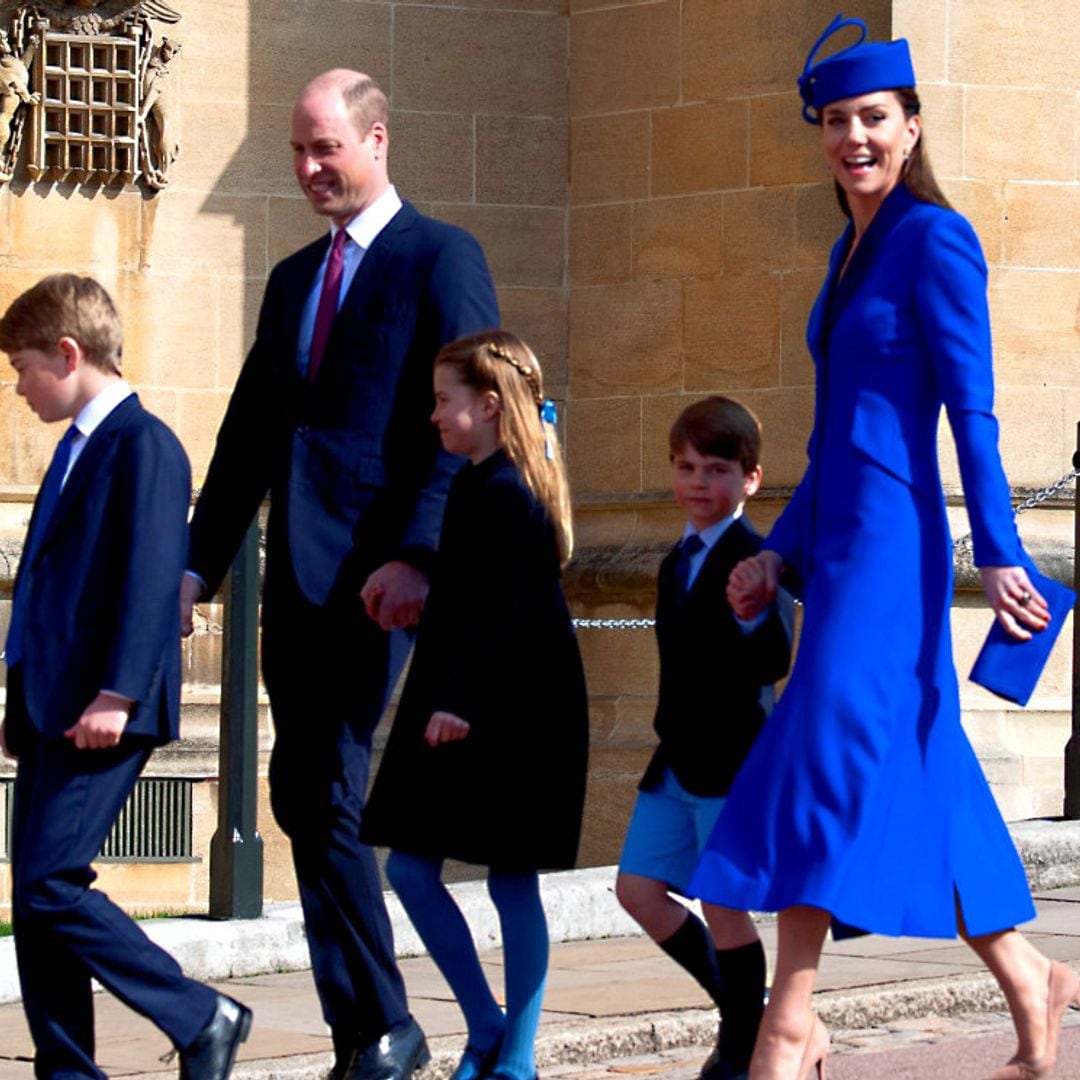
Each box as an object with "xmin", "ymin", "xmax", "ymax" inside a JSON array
[{"xmin": 687, "ymin": 17, "xmax": 1078, "ymax": 1080}]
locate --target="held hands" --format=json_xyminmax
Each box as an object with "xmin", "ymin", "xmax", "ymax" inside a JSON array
[
  {"xmin": 727, "ymin": 549, "xmax": 783, "ymax": 620},
  {"xmin": 980, "ymin": 566, "xmax": 1051, "ymax": 642},
  {"xmin": 65, "ymin": 692, "xmax": 131, "ymax": 750},
  {"xmin": 424, "ymin": 710, "xmax": 471, "ymax": 746},
  {"xmin": 360, "ymin": 561, "xmax": 430, "ymax": 631}
]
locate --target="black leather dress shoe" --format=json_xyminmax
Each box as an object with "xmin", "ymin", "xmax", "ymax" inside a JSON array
[
  {"xmin": 180, "ymin": 993, "xmax": 253, "ymax": 1080},
  {"xmin": 343, "ymin": 1018, "xmax": 430, "ymax": 1080}
]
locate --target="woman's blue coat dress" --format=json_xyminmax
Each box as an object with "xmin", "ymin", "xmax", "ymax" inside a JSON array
[{"xmin": 690, "ymin": 183, "xmax": 1037, "ymax": 938}]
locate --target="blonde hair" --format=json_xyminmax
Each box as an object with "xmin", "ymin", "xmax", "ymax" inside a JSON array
[{"xmin": 435, "ymin": 330, "xmax": 573, "ymax": 565}]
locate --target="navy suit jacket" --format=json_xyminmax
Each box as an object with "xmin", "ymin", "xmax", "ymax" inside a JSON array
[
  {"xmin": 640, "ymin": 518, "xmax": 794, "ymax": 798},
  {"xmin": 188, "ymin": 200, "xmax": 499, "ymax": 605},
  {"xmin": 11, "ymin": 394, "xmax": 191, "ymax": 745}
]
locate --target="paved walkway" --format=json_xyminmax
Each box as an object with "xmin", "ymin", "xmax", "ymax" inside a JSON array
[{"xmin": 2, "ymin": 885, "xmax": 1080, "ymax": 1080}]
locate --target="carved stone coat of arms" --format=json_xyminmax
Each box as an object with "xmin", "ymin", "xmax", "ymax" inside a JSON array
[{"xmin": 0, "ymin": 1, "xmax": 182, "ymax": 189}]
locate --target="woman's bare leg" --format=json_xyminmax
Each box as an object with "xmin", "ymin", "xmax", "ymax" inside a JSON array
[
  {"xmin": 963, "ymin": 925, "xmax": 1050, "ymax": 1065},
  {"xmin": 748, "ymin": 905, "xmax": 830, "ymax": 1080}
]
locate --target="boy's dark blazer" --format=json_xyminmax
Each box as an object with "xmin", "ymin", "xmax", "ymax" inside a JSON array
[
  {"xmin": 187, "ymin": 201, "xmax": 499, "ymax": 605},
  {"xmin": 10, "ymin": 394, "xmax": 190, "ymax": 746},
  {"xmin": 641, "ymin": 517, "xmax": 794, "ymax": 798}
]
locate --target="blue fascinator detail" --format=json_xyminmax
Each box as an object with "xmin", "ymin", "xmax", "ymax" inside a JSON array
[{"xmin": 798, "ymin": 13, "xmax": 916, "ymax": 125}]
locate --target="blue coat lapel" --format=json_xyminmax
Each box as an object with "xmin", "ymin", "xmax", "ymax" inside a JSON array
[
  {"xmin": 830, "ymin": 185, "xmax": 918, "ymax": 328},
  {"xmin": 40, "ymin": 395, "xmax": 140, "ymax": 551}
]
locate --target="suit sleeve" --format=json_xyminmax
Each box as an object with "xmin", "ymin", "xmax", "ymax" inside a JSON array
[
  {"xmin": 740, "ymin": 587, "xmax": 795, "ymax": 686},
  {"xmin": 393, "ymin": 231, "xmax": 499, "ymax": 567},
  {"xmin": 914, "ymin": 213, "xmax": 1022, "ymax": 568},
  {"xmin": 188, "ymin": 269, "xmax": 292, "ymax": 596},
  {"xmin": 102, "ymin": 425, "xmax": 192, "ymax": 702}
]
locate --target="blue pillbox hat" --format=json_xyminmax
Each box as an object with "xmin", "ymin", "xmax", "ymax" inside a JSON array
[{"xmin": 798, "ymin": 14, "xmax": 916, "ymax": 124}]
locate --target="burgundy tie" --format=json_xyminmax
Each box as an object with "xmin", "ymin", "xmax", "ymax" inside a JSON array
[{"xmin": 308, "ymin": 228, "xmax": 348, "ymax": 382}]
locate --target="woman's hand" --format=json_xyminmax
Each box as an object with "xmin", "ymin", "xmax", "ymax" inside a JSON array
[
  {"xmin": 979, "ymin": 566, "xmax": 1051, "ymax": 641},
  {"xmin": 424, "ymin": 710, "xmax": 471, "ymax": 746},
  {"xmin": 727, "ymin": 550, "xmax": 783, "ymax": 620}
]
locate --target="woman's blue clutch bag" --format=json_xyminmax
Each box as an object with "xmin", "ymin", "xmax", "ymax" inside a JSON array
[{"xmin": 969, "ymin": 566, "xmax": 1076, "ymax": 707}]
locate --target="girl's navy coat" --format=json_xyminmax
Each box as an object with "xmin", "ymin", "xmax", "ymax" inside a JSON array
[{"xmin": 363, "ymin": 449, "xmax": 589, "ymax": 870}]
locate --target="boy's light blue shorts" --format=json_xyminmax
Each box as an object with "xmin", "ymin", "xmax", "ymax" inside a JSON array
[{"xmin": 617, "ymin": 767, "xmax": 727, "ymax": 896}]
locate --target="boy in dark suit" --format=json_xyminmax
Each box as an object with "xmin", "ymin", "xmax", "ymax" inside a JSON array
[
  {"xmin": 615, "ymin": 396, "xmax": 793, "ymax": 1080},
  {"xmin": 0, "ymin": 274, "xmax": 251, "ymax": 1080}
]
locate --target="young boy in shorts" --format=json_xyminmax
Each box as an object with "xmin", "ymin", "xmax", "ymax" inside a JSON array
[
  {"xmin": 0, "ymin": 274, "xmax": 251, "ymax": 1080},
  {"xmin": 615, "ymin": 396, "xmax": 793, "ymax": 1080}
]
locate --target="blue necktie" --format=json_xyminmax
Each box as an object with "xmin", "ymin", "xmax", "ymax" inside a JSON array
[
  {"xmin": 675, "ymin": 533, "xmax": 705, "ymax": 594},
  {"xmin": 5, "ymin": 426, "xmax": 79, "ymax": 666}
]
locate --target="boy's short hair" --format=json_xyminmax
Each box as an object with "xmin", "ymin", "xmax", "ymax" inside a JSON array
[
  {"xmin": 669, "ymin": 395, "xmax": 762, "ymax": 473},
  {"xmin": 0, "ymin": 273, "xmax": 122, "ymax": 373}
]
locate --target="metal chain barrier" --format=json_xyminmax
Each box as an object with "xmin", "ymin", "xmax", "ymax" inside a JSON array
[
  {"xmin": 574, "ymin": 465, "xmax": 1078, "ymax": 630},
  {"xmin": 953, "ymin": 464, "xmax": 1078, "ymax": 554},
  {"xmin": 572, "ymin": 617, "xmax": 656, "ymax": 629}
]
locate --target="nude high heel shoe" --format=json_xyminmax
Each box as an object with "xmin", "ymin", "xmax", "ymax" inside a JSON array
[
  {"xmin": 988, "ymin": 961, "xmax": 1080, "ymax": 1079},
  {"xmin": 797, "ymin": 1014, "xmax": 829, "ymax": 1080}
]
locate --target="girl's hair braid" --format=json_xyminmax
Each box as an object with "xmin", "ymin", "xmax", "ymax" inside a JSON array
[{"xmin": 434, "ymin": 329, "xmax": 574, "ymax": 564}]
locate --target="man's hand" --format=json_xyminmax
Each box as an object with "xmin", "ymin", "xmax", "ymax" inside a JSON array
[
  {"xmin": 0, "ymin": 719, "xmax": 15, "ymax": 761},
  {"xmin": 65, "ymin": 692, "xmax": 131, "ymax": 750},
  {"xmin": 360, "ymin": 561, "xmax": 430, "ymax": 631},
  {"xmin": 179, "ymin": 573, "xmax": 203, "ymax": 638},
  {"xmin": 424, "ymin": 711, "xmax": 471, "ymax": 746}
]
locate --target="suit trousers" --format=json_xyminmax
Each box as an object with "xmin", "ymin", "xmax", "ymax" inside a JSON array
[
  {"xmin": 261, "ymin": 556, "xmax": 412, "ymax": 1047},
  {"xmin": 8, "ymin": 672, "xmax": 217, "ymax": 1079}
]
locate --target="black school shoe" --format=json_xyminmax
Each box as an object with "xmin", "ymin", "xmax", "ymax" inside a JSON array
[
  {"xmin": 699, "ymin": 1025, "xmax": 749, "ymax": 1080},
  {"xmin": 179, "ymin": 993, "xmax": 253, "ymax": 1080},
  {"xmin": 343, "ymin": 1018, "xmax": 431, "ymax": 1080}
]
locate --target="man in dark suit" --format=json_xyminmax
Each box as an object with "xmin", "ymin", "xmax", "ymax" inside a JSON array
[
  {"xmin": 0, "ymin": 273, "xmax": 251, "ymax": 1080},
  {"xmin": 180, "ymin": 70, "xmax": 499, "ymax": 1080}
]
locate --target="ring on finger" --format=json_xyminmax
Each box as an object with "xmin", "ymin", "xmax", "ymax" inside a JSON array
[{"xmin": 1018, "ymin": 590, "xmax": 1032, "ymax": 608}]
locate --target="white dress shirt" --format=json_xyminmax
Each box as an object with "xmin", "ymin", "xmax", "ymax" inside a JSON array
[
  {"xmin": 63, "ymin": 378, "xmax": 134, "ymax": 488},
  {"xmin": 295, "ymin": 185, "xmax": 404, "ymax": 378}
]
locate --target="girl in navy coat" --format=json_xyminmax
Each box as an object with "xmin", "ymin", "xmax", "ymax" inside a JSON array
[
  {"xmin": 688, "ymin": 17, "xmax": 1077, "ymax": 1080},
  {"xmin": 363, "ymin": 330, "xmax": 589, "ymax": 1080}
]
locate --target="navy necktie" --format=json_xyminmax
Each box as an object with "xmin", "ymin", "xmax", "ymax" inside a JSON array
[
  {"xmin": 5, "ymin": 426, "xmax": 79, "ymax": 666},
  {"xmin": 675, "ymin": 533, "xmax": 705, "ymax": 594}
]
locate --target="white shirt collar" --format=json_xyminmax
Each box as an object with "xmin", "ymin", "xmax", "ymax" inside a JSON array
[
  {"xmin": 72, "ymin": 379, "xmax": 133, "ymax": 440},
  {"xmin": 334, "ymin": 185, "xmax": 402, "ymax": 251},
  {"xmin": 681, "ymin": 507, "xmax": 742, "ymax": 550}
]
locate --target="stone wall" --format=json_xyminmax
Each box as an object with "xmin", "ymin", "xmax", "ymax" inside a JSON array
[
  {"xmin": 0, "ymin": 0, "xmax": 1076, "ymax": 910},
  {"xmin": 0, "ymin": 0, "xmax": 568, "ymax": 487}
]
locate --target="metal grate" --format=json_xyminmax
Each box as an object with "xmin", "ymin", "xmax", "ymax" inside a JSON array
[{"xmin": 1, "ymin": 777, "xmax": 195, "ymax": 863}]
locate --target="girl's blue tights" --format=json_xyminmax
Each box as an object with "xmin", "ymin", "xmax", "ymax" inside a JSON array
[{"xmin": 385, "ymin": 851, "xmax": 548, "ymax": 1080}]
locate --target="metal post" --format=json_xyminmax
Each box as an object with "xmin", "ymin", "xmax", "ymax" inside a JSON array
[
  {"xmin": 1065, "ymin": 422, "xmax": 1080, "ymax": 819},
  {"xmin": 209, "ymin": 520, "xmax": 264, "ymax": 917}
]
